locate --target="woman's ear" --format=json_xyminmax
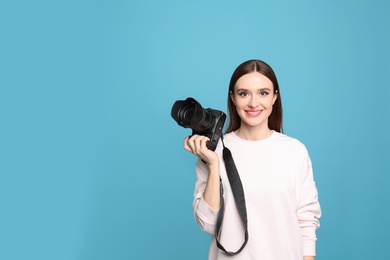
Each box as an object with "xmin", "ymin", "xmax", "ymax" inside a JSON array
[
  {"xmin": 230, "ymin": 91, "xmax": 236, "ymax": 105},
  {"xmin": 272, "ymin": 90, "xmax": 278, "ymax": 105}
]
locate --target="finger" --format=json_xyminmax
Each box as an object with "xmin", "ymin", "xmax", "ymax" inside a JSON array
[
  {"xmin": 184, "ymin": 136, "xmax": 193, "ymax": 152},
  {"xmin": 201, "ymin": 138, "xmax": 210, "ymax": 151},
  {"xmin": 193, "ymin": 135, "xmax": 210, "ymax": 154},
  {"xmin": 191, "ymin": 135, "xmax": 203, "ymax": 153}
]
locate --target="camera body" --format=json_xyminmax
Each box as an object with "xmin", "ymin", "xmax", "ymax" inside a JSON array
[{"xmin": 171, "ymin": 97, "xmax": 226, "ymax": 151}]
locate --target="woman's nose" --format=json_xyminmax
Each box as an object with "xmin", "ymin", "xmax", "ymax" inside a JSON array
[{"xmin": 249, "ymin": 96, "xmax": 258, "ymax": 107}]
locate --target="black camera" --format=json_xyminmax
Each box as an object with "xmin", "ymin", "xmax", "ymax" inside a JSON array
[{"xmin": 171, "ymin": 97, "xmax": 226, "ymax": 151}]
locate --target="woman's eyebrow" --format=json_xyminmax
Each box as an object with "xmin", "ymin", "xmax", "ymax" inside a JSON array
[
  {"xmin": 259, "ymin": 87, "xmax": 272, "ymax": 91},
  {"xmin": 236, "ymin": 87, "xmax": 272, "ymax": 91}
]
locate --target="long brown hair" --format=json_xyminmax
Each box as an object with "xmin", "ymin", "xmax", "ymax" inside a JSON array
[{"xmin": 226, "ymin": 59, "xmax": 283, "ymax": 133}]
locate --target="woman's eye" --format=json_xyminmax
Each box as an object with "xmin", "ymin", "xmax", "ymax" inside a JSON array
[
  {"xmin": 260, "ymin": 91, "xmax": 269, "ymax": 96},
  {"xmin": 238, "ymin": 92, "xmax": 248, "ymax": 97}
]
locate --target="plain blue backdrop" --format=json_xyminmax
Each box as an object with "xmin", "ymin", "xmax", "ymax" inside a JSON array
[{"xmin": 1, "ymin": 0, "xmax": 389, "ymax": 259}]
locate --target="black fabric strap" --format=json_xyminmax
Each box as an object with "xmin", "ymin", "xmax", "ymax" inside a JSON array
[{"xmin": 215, "ymin": 137, "xmax": 248, "ymax": 256}]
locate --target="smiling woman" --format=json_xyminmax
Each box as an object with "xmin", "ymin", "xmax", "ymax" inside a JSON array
[
  {"xmin": 226, "ymin": 60, "xmax": 283, "ymax": 135},
  {"xmin": 184, "ymin": 59, "xmax": 321, "ymax": 260},
  {"xmin": 230, "ymin": 72, "xmax": 278, "ymax": 140}
]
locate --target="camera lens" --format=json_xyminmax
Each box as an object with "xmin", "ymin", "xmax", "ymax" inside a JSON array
[
  {"xmin": 177, "ymin": 103, "xmax": 196, "ymax": 126},
  {"xmin": 171, "ymin": 98, "xmax": 213, "ymax": 132},
  {"xmin": 183, "ymin": 107, "xmax": 195, "ymax": 124}
]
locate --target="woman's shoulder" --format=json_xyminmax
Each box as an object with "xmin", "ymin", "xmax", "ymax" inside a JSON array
[
  {"xmin": 273, "ymin": 132, "xmax": 309, "ymax": 154},
  {"xmin": 223, "ymin": 131, "xmax": 236, "ymax": 141}
]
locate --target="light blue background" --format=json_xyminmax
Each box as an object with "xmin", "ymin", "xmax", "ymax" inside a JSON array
[{"xmin": 1, "ymin": 0, "xmax": 389, "ymax": 259}]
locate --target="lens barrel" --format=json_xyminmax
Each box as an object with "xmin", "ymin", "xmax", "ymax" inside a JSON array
[{"xmin": 171, "ymin": 98, "xmax": 214, "ymax": 132}]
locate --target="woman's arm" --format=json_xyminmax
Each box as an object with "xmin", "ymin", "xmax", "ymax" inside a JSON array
[
  {"xmin": 303, "ymin": 256, "xmax": 314, "ymax": 260},
  {"xmin": 185, "ymin": 135, "xmax": 220, "ymax": 210},
  {"xmin": 201, "ymin": 161, "xmax": 220, "ymax": 209},
  {"xmin": 296, "ymin": 147, "xmax": 321, "ymax": 258}
]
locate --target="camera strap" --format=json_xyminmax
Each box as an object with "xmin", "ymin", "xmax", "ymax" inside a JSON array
[{"xmin": 215, "ymin": 136, "xmax": 248, "ymax": 256}]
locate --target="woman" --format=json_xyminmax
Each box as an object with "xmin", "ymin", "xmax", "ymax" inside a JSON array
[{"xmin": 184, "ymin": 59, "xmax": 321, "ymax": 260}]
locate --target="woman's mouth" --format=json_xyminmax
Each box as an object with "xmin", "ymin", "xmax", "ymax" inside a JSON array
[{"xmin": 245, "ymin": 110, "xmax": 262, "ymax": 117}]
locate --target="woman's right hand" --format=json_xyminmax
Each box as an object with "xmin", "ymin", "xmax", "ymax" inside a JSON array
[
  {"xmin": 184, "ymin": 135, "xmax": 221, "ymax": 210},
  {"xmin": 184, "ymin": 135, "xmax": 219, "ymax": 166}
]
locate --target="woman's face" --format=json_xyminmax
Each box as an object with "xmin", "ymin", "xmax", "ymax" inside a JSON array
[{"xmin": 230, "ymin": 72, "xmax": 277, "ymax": 131}]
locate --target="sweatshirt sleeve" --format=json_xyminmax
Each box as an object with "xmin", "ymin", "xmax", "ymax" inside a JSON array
[
  {"xmin": 192, "ymin": 159, "xmax": 220, "ymax": 235},
  {"xmin": 296, "ymin": 147, "xmax": 322, "ymax": 256}
]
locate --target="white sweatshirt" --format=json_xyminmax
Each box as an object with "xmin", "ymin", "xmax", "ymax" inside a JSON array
[{"xmin": 193, "ymin": 131, "xmax": 321, "ymax": 260}]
